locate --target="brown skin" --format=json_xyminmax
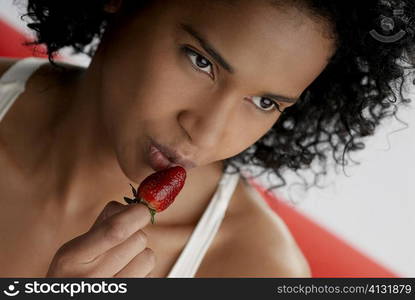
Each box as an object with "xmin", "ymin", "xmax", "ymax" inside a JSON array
[{"xmin": 0, "ymin": 0, "xmax": 335, "ymax": 276}]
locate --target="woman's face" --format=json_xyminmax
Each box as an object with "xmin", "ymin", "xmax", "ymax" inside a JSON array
[{"xmin": 95, "ymin": 0, "xmax": 335, "ymax": 180}]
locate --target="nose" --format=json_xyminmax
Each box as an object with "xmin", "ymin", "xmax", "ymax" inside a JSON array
[{"xmin": 178, "ymin": 89, "xmax": 237, "ymax": 150}]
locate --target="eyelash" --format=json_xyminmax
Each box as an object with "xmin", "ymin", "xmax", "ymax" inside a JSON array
[
  {"xmin": 251, "ymin": 96, "xmax": 283, "ymax": 113},
  {"xmin": 182, "ymin": 46, "xmax": 215, "ymax": 78},
  {"xmin": 182, "ymin": 45, "xmax": 283, "ymax": 114}
]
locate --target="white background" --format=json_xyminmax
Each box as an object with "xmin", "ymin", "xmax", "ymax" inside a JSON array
[{"xmin": 1, "ymin": 0, "xmax": 414, "ymax": 276}]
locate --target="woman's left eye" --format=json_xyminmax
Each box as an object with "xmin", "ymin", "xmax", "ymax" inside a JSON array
[
  {"xmin": 251, "ymin": 96, "xmax": 283, "ymax": 113},
  {"xmin": 183, "ymin": 46, "xmax": 214, "ymax": 78}
]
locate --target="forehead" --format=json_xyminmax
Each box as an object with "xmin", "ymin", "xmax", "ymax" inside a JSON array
[{"xmin": 163, "ymin": 0, "xmax": 335, "ymax": 95}]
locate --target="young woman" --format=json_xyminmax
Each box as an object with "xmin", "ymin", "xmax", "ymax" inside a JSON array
[{"xmin": 0, "ymin": 0, "xmax": 414, "ymax": 277}]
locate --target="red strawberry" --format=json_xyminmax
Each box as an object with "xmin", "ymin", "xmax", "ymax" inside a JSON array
[{"xmin": 124, "ymin": 166, "xmax": 187, "ymax": 224}]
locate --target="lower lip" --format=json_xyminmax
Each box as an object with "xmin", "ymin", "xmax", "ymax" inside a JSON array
[{"xmin": 148, "ymin": 143, "xmax": 175, "ymax": 171}]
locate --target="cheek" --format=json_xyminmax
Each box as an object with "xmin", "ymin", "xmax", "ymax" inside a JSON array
[
  {"xmin": 132, "ymin": 48, "xmax": 206, "ymax": 110},
  {"xmin": 220, "ymin": 108, "xmax": 278, "ymax": 159},
  {"xmin": 99, "ymin": 45, "xmax": 183, "ymax": 121}
]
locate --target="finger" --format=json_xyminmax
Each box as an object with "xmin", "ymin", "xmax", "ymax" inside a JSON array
[
  {"xmin": 90, "ymin": 201, "xmax": 129, "ymax": 230},
  {"xmin": 65, "ymin": 202, "xmax": 151, "ymax": 262},
  {"xmin": 113, "ymin": 248, "xmax": 156, "ymax": 278},
  {"xmin": 89, "ymin": 230, "xmax": 148, "ymax": 276}
]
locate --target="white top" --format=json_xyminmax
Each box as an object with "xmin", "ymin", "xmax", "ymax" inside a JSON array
[{"xmin": 0, "ymin": 56, "xmax": 241, "ymax": 278}]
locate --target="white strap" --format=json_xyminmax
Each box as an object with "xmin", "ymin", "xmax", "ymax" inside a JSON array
[
  {"xmin": 0, "ymin": 57, "xmax": 49, "ymax": 122},
  {"xmin": 0, "ymin": 81, "xmax": 25, "ymax": 122},
  {"xmin": 0, "ymin": 57, "xmax": 48, "ymax": 84},
  {"xmin": 167, "ymin": 167, "xmax": 240, "ymax": 278}
]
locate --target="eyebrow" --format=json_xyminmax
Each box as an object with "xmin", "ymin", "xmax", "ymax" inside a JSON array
[
  {"xmin": 179, "ymin": 23, "xmax": 299, "ymax": 104},
  {"xmin": 179, "ymin": 23, "xmax": 234, "ymax": 73}
]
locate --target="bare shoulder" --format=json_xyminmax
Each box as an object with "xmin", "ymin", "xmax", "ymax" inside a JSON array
[
  {"xmin": 0, "ymin": 57, "xmax": 84, "ymax": 89},
  {"xmin": 0, "ymin": 57, "xmax": 84, "ymax": 139},
  {"xmin": 222, "ymin": 178, "xmax": 312, "ymax": 277},
  {"xmin": 0, "ymin": 57, "xmax": 84, "ymax": 92}
]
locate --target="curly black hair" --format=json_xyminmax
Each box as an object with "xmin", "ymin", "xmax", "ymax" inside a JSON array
[{"xmin": 17, "ymin": 0, "xmax": 415, "ymax": 199}]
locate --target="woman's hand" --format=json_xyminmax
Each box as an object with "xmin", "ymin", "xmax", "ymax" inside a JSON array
[{"xmin": 46, "ymin": 201, "xmax": 155, "ymax": 277}]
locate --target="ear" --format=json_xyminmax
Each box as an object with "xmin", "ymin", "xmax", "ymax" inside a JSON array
[{"xmin": 104, "ymin": 0, "xmax": 123, "ymax": 13}]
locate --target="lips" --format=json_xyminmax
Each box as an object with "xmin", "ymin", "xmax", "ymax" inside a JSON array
[
  {"xmin": 147, "ymin": 139, "xmax": 196, "ymax": 172},
  {"xmin": 148, "ymin": 144, "xmax": 173, "ymax": 172}
]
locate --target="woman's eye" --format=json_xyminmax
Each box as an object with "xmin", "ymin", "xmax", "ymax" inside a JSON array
[
  {"xmin": 183, "ymin": 47, "xmax": 214, "ymax": 78},
  {"xmin": 251, "ymin": 96, "xmax": 283, "ymax": 113}
]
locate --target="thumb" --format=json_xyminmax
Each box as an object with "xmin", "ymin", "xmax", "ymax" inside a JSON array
[{"xmin": 90, "ymin": 200, "xmax": 129, "ymax": 230}]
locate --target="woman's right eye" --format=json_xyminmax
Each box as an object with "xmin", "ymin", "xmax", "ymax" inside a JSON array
[{"xmin": 182, "ymin": 46, "xmax": 214, "ymax": 78}]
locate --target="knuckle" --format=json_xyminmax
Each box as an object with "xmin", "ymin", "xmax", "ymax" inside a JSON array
[
  {"xmin": 143, "ymin": 248, "xmax": 156, "ymax": 266},
  {"xmin": 103, "ymin": 220, "xmax": 129, "ymax": 242},
  {"xmin": 55, "ymin": 243, "xmax": 74, "ymax": 261},
  {"xmin": 104, "ymin": 201, "xmax": 125, "ymax": 214},
  {"xmin": 103, "ymin": 201, "xmax": 118, "ymax": 213},
  {"xmin": 53, "ymin": 251, "xmax": 74, "ymax": 273},
  {"xmin": 105, "ymin": 200, "xmax": 118, "ymax": 208},
  {"xmin": 108, "ymin": 200, "xmax": 120, "ymax": 206},
  {"xmin": 135, "ymin": 230, "xmax": 148, "ymax": 245}
]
